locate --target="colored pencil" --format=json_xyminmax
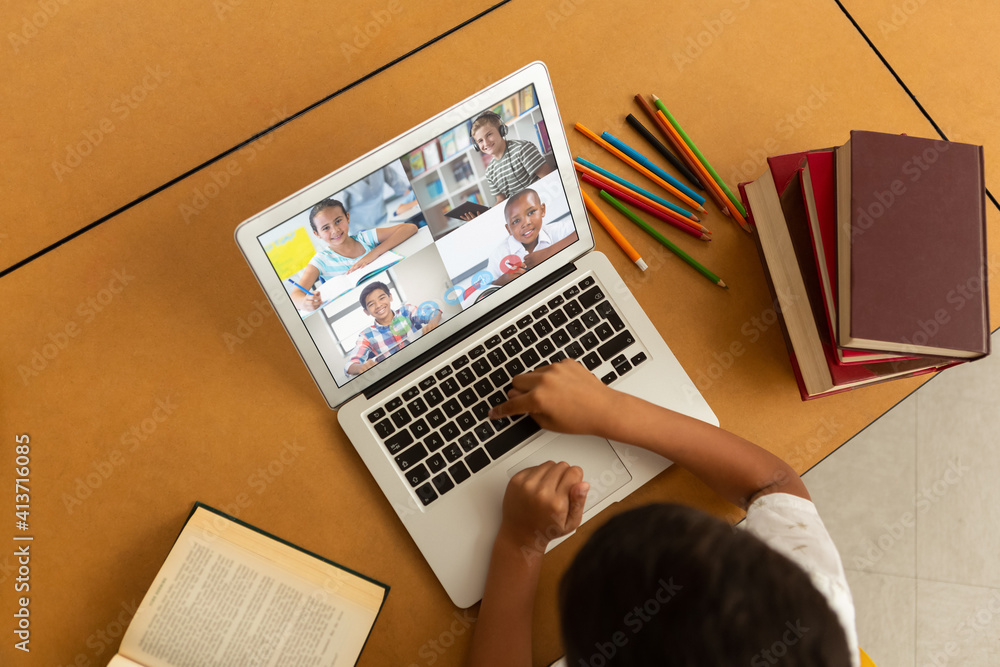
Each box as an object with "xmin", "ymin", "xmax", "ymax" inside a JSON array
[
  {"xmin": 581, "ymin": 191, "xmax": 647, "ymax": 271},
  {"xmin": 633, "ymin": 93, "xmax": 719, "ymax": 210},
  {"xmin": 601, "ymin": 130, "xmax": 706, "ymax": 206},
  {"xmin": 574, "ymin": 157, "xmax": 699, "ymax": 222},
  {"xmin": 599, "ymin": 190, "xmax": 727, "ymax": 289},
  {"xmin": 579, "ymin": 172, "xmax": 711, "ymax": 241},
  {"xmin": 624, "ymin": 113, "xmax": 703, "ymax": 190},
  {"xmin": 573, "ymin": 123, "xmax": 708, "ymax": 213},
  {"xmin": 573, "ymin": 161, "xmax": 708, "ymax": 232},
  {"xmin": 652, "ymin": 94, "xmax": 748, "ymax": 218}
]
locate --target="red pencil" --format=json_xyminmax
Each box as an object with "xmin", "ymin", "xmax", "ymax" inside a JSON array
[{"xmin": 579, "ymin": 173, "xmax": 711, "ymax": 241}]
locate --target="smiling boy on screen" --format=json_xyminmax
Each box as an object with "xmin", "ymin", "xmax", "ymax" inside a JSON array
[
  {"xmin": 485, "ymin": 188, "xmax": 578, "ymax": 287},
  {"xmin": 344, "ymin": 282, "xmax": 441, "ymax": 377}
]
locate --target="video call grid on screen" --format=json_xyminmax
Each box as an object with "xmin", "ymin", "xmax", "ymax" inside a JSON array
[{"xmin": 256, "ymin": 84, "xmax": 581, "ymax": 388}]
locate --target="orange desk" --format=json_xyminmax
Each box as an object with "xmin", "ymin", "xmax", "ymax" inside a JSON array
[{"xmin": 1, "ymin": 1, "xmax": 997, "ymax": 665}]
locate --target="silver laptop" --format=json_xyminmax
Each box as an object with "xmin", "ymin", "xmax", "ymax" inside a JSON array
[{"xmin": 235, "ymin": 62, "xmax": 718, "ymax": 607}]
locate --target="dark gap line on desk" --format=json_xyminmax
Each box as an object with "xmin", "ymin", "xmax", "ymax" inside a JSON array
[
  {"xmin": 0, "ymin": 0, "xmax": 515, "ymax": 281},
  {"xmin": 832, "ymin": 1, "xmax": 1000, "ymax": 214}
]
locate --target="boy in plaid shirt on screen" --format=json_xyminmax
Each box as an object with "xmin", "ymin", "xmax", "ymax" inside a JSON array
[{"xmin": 344, "ymin": 282, "xmax": 441, "ymax": 377}]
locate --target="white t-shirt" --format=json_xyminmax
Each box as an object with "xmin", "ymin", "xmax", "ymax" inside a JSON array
[{"xmin": 485, "ymin": 217, "xmax": 576, "ymax": 283}]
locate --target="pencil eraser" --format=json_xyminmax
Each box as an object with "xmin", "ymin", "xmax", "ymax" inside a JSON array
[{"xmin": 635, "ymin": 258, "xmax": 648, "ymax": 271}]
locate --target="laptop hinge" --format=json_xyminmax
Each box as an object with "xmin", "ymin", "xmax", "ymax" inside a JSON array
[{"xmin": 363, "ymin": 262, "xmax": 578, "ymax": 400}]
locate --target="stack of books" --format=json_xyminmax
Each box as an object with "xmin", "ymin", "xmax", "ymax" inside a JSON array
[{"xmin": 740, "ymin": 130, "xmax": 989, "ymax": 399}]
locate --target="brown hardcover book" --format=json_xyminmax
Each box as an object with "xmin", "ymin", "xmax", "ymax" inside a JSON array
[{"xmin": 836, "ymin": 130, "xmax": 990, "ymax": 359}]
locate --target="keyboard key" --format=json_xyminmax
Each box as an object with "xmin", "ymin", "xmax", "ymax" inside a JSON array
[
  {"xmin": 385, "ymin": 397, "xmax": 403, "ymax": 411},
  {"xmin": 458, "ymin": 433, "xmax": 478, "ymax": 452},
  {"xmin": 522, "ymin": 348, "xmax": 541, "ymax": 368},
  {"xmin": 435, "ymin": 366, "xmax": 453, "ymax": 380},
  {"xmin": 601, "ymin": 371, "xmax": 617, "ymax": 385},
  {"xmin": 474, "ymin": 422, "xmax": 495, "ymax": 443},
  {"xmin": 566, "ymin": 320, "xmax": 585, "ymax": 338},
  {"xmin": 473, "ymin": 401, "xmax": 491, "ymax": 421},
  {"xmin": 487, "ymin": 391, "xmax": 507, "ymax": 408},
  {"xmin": 578, "ymin": 285, "xmax": 604, "ymax": 310},
  {"xmin": 551, "ymin": 328, "xmax": 570, "ymax": 347},
  {"xmin": 484, "ymin": 416, "xmax": 541, "ymax": 460},
  {"xmin": 458, "ymin": 388, "xmax": 478, "ymax": 407},
  {"xmin": 402, "ymin": 386, "xmax": 420, "ymax": 401},
  {"xmin": 517, "ymin": 329, "xmax": 538, "ymax": 346},
  {"xmin": 565, "ymin": 342, "xmax": 584, "ymax": 359},
  {"xmin": 548, "ymin": 295, "xmax": 565, "ymax": 309},
  {"xmin": 367, "ymin": 407, "xmax": 385, "ymax": 423},
  {"xmin": 453, "ymin": 355, "xmax": 470, "ymax": 369},
  {"xmin": 416, "ymin": 482, "xmax": 437, "ymax": 505},
  {"xmin": 373, "ymin": 418, "xmax": 394, "ymax": 439},
  {"xmin": 395, "ymin": 443, "xmax": 428, "ymax": 470},
  {"xmin": 611, "ymin": 354, "xmax": 627, "ymax": 366},
  {"xmin": 501, "ymin": 324, "xmax": 517, "ymax": 339},
  {"xmin": 537, "ymin": 338, "xmax": 555, "ymax": 358},
  {"xmin": 582, "ymin": 310, "xmax": 601, "ymax": 328},
  {"xmin": 516, "ymin": 315, "xmax": 533, "ymax": 329},
  {"xmin": 505, "ymin": 358, "xmax": 525, "ymax": 376},
  {"xmin": 598, "ymin": 330, "xmax": 636, "ymax": 361},
  {"xmin": 532, "ymin": 305, "xmax": 549, "ymax": 319},
  {"xmin": 441, "ymin": 422, "xmax": 460, "ymax": 442},
  {"xmin": 426, "ymin": 453, "xmax": 446, "ymax": 473},
  {"xmin": 474, "ymin": 378, "xmax": 493, "ymax": 398},
  {"xmin": 533, "ymin": 319, "xmax": 553, "ymax": 337},
  {"xmin": 465, "ymin": 447, "xmax": 490, "ymax": 472},
  {"xmin": 579, "ymin": 276, "xmax": 596, "ymax": 289},
  {"xmin": 613, "ymin": 360, "xmax": 633, "ymax": 376},
  {"xmin": 631, "ymin": 351, "xmax": 648, "ymax": 366},
  {"xmin": 425, "ymin": 432, "xmax": 445, "ymax": 451},
  {"xmin": 391, "ymin": 407, "xmax": 412, "ymax": 428},
  {"xmin": 384, "ymin": 430, "xmax": 414, "ymax": 454},
  {"xmin": 502, "ymin": 339, "xmax": 523, "ymax": 356},
  {"xmin": 549, "ymin": 351, "xmax": 567, "ymax": 364},
  {"xmin": 407, "ymin": 464, "xmax": 430, "ymax": 487},
  {"xmin": 440, "ymin": 378, "xmax": 460, "ymax": 397},
  {"xmin": 549, "ymin": 309, "xmax": 568, "ymax": 328},
  {"xmin": 469, "ymin": 344, "xmax": 486, "ymax": 359},
  {"xmin": 410, "ymin": 418, "xmax": 431, "ymax": 439},
  {"xmin": 485, "ymin": 334, "xmax": 502, "ymax": 348},
  {"xmin": 487, "ymin": 348, "xmax": 506, "ymax": 366},
  {"xmin": 426, "ymin": 408, "xmax": 445, "ymax": 429},
  {"xmin": 456, "ymin": 411, "xmax": 476, "ymax": 431},
  {"xmin": 596, "ymin": 301, "xmax": 614, "ymax": 317},
  {"xmin": 582, "ymin": 352, "xmax": 602, "ymax": 371},
  {"xmin": 433, "ymin": 471, "xmax": 455, "ymax": 495},
  {"xmin": 407, "ymin": 397, "xmax": 428, "ymax": 417},
  {"xmin": 491, "ymin": 416, "xmax": 511, "ymax": 430},
  {"xmin": 418, "ymin": 376, "xmax": 436, "ymax": 390},
  {"xmin": 563, "ymin": 285, "xmax": 580, "ymax": 299},
  {"xmin": 449, "ymin": 460, "xmax": 471, "ymax": 484},
  {"xmin": 564, "ymin": 300, "xmax": 582, "ymax": 318},
  {"xmin": 606, "ymin": 310, "xmax": 626, "ymax": 332},
  {"xmin": 456, "ymin": 368, "xmax": 476, "ymax": 387},
  {"xmin": 581, "ymin": 332, "xmax": 599, "ymax": 350},
  {"xmin": 443, "ymin": 443, "xmax": 463, "ymax": 463},
  {"xmin": 595, "ymin": 322, "xmax": 614, "ymax": 341},
  {"xmin": 489, "ymin": 367, "xmax": 509, "ymax": 388},
  {"xmin": 424, "ymin": 387, "xmax": 444, "ymax": 407},
  {"xmin": 472, "ymin": 358, "xmax": 491, "ymax": 377},
  {"xmin": 442, "ymin": 398, "xmax": 461, "ymax": 418}
]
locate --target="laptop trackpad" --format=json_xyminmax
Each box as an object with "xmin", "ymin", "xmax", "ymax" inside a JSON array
[{"xmin": 506, "ymin": 434, "xmax": 632, "ymax": 514}]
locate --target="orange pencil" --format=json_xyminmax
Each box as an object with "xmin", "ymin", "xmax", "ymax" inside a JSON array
[
  {"xmin": 656, "ymin": 109, "xmax": 750, "ymax": 232},
  {"xmin": 574, "ymin": 162, "xmax": 711, "ymax": 234},
  {"xmin": 574, "ymin": 123, "xmax": 708, "ymax": 214},
  {"xmin": 581, "ymin": 191, "xmax": 647, "ymax": 271}
]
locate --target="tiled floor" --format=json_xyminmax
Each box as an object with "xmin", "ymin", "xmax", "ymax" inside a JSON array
[{"xmin": 805, "ymin": 329, "xmax": 1000, "ymax": 667}]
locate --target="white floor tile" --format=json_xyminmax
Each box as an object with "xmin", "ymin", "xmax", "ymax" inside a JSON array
[
  {"xmin": 915, "ymin": 580, "xmax": 1000, "ymax": 667},
  {"xmin": 845, "ymin": 569, "xmax": 916, "ymax": 667}
]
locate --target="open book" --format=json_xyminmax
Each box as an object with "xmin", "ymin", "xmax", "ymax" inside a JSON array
[
  {"xmin": 108, "ymin": 503, "xmax": 387, "ymax": 667},
  {"xmin": 305, "ymin": 251, "xmax": 404, "ymax": 314}
]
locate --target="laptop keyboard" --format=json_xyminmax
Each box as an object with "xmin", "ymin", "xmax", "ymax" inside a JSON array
[{"xmin": 365, "ymin": 274, "xmax": 648, "ymax": 507}]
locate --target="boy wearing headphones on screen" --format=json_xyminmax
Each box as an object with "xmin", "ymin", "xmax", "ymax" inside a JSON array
[{"xmin": 471, "ymin": 111, "xmax": 554, "ymax": 205}]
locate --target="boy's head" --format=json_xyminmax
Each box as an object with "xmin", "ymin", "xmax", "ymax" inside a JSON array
[
  {"xmin": 559, "ymin": 504, "xmax": 851, "ymax": 666},
  {"xmin": 309, "ymin": 198, "xmax": 349, "ymax": 236},
  {"xmin": 504, "ymin": 188, "xmax": 546, "ymax": 250},
  {"xmin": 359, "ymin": 282, "xmax": 393, "ymax": 323},
  {"xmin": 471, "ymin": 112, "xmax": 507, "ymax": 157}
]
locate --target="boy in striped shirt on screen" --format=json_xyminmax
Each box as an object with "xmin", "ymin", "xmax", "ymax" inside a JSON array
[
  {"xmin": 471, "ymin": 111, "xmax": 554, "ymax": 205},
  {"xmin": 344, "ymin": 282, "xmax": 441, "ymax": 377}
]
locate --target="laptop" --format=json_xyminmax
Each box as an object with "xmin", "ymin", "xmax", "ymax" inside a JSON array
[{"xmin": 235, "ymin": 62, "xmax": 718, "ymax": 608}]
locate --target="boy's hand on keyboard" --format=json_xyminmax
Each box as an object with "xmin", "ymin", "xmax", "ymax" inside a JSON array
[
  {"xmin": 489, "ymin": 360, "xmax": 619, "ymax": 437},
  {"xmin": 499, "ymin": 460, "xmax": 589, "ymax": 555}
]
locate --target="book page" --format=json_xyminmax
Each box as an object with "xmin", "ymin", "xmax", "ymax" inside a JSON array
[
  {"xmin": 317, "ymin": 251, "xmax": 403, "ymax": 304},
  {"xmin": 119, "ymin": 507, "xmax": 385, "ymax": 667},
  {"xmin": 107, "ymin": 655, "xmax": 145, "ymax": 667}
]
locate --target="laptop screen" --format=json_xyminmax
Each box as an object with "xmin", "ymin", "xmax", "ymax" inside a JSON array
[{"xmin": 255, "ymin": 84, "xmax": 580, "ymax": 388}]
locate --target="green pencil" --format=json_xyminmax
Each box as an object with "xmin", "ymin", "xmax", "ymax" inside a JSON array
[
  {"xmin": 599, "ymin": 190, "xmax": 727, "ymax": 289},
  {"xmin": 651, "ymin": 94, "xmax": 748, "ymax": 218}
]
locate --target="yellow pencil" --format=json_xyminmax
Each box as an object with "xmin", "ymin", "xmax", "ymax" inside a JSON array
[{"xmin": 581, "ymin": 191, "xmax": 647, "ymax": 271}]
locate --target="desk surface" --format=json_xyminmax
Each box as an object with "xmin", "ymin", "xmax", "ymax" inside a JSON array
[{"xmin": 2, "ymin": 1, "xmax": 997, "ymax": 665}]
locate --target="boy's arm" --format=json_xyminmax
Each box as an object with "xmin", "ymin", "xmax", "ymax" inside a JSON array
[
  {"xmin": 523, "ymin": 232, "xmax": 578, "ymax": 270},
  {"xmin": 466, "ymin": 462, "xmax": 589, "ymax": 667},
  {"xmin": 344, "ymin": 337, "xmax": 376, "ymax": 377},
  {"xmin": 489, "ymin": 361, "xmax": 809, "ymax": 507}
]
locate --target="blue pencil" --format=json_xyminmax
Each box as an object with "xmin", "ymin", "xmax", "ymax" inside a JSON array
[
  {"xmin": 601, "ymin": 131, "xmax": 707, "ymax": 206},
  {"xmin": 287, "ymin": 278, "xmax": 315, "ymax": 296},
  {"xmin": 575, "ymin": 157, "xmax": 697, "ymax": 220}
]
